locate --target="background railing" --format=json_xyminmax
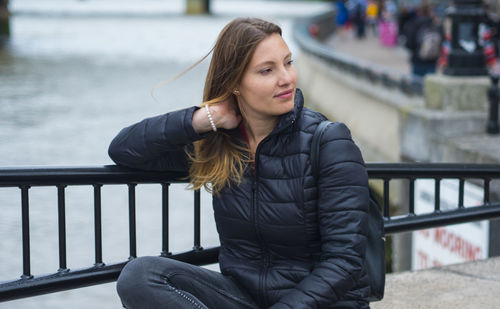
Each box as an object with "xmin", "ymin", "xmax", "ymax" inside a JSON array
[{"xmin": 1, "ymin": 163, "xmax": 500, "ymax": 302}]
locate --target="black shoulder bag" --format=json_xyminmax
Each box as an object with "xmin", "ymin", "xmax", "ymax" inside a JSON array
[{"xmin": 311, "ymin": 120, "xmax": 385, "ymax": 302}]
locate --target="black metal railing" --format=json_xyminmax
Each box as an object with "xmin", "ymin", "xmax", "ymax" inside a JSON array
[
  {"xmin": 0, "ymin": 165, "xmax": 219, "ymax": 302},
  {"xmin": 1, "ymin": 163, "xmax": 500, "ymax": 302},
  {"xmin": 293, "ymin": 11, "xmax": 424, "ymax": 96},
  {"xmin": 368, "ymin": 163, "xmax": 500, "ymax": 233}
]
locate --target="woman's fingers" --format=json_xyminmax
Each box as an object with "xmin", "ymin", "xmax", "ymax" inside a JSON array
[
  {"xmin": 212, "ymin": 97, "xmax": 241, "ymax": 130},
  {"xmin": 192, "ymin": 96, "xmax": 242, "ymax": 134}
]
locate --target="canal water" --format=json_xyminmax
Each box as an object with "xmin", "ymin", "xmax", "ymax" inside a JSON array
[{"xmin": 0, "ymin": 0, "xmax": 330, "ymax": 308}]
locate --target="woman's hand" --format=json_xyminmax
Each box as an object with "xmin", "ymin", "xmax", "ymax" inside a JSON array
[{"xmin": 192, "ymin": 97, "xmax": 242, "ymax": 134}]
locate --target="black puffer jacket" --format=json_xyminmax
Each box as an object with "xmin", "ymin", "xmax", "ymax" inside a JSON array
[{"xmin": 109, "ymin": 89, "xmax": 370, "ymax": 309}]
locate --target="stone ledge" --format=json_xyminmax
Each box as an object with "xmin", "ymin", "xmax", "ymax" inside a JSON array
[
  {"xmin": 400, "ymin": 107, "xmax": 489, "ymax": 162},
  {"xmin": 433, "ymin": 134, "xmax": 500, "ymax": 164},
  {"xmin": 424, "ymin": 74, "xmax": 490, "ymax": 112}
]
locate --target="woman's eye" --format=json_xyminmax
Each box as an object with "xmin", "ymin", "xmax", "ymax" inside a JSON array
[
  {"xmin": 259, "ymin": 68, "xmax": 272, "ymax": 75},
  {"xmin": 286, "ymin": 59, "xmax": 294, "ymax": 66}
]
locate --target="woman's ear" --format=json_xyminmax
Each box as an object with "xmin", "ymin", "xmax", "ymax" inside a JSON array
[{"xmin": 230, "ymin": 93, "xmax": 242, "ymax": 116}]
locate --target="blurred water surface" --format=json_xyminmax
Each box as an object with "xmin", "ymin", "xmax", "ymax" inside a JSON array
[{"xmin": 0, "ymin": 1, "xmax": 330, "ymax": 308}]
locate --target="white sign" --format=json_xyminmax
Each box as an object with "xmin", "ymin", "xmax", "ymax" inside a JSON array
[{"xmin": 411, "ymin": 179, "xmax": 489, "ymax": 270}]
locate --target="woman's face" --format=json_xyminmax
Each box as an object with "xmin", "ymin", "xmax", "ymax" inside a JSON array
[{"xmin": 236, "ymin": 33, "xmax": 297, "ymax": 121}]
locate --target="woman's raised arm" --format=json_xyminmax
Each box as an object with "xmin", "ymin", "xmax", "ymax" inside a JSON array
[{"xmin": 108, "ymin": 107, "xmax": 204, "ymax": 172}]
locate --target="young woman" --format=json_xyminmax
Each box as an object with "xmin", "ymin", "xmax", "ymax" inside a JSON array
[{"xmin": 109, "ymin": 17, "xmax": 370, "ymax": 309}]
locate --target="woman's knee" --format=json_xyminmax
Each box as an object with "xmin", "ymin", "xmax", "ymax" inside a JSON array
[{"xmin": 116, "ymin": 256, "xmax": 162, "ymax": 303}]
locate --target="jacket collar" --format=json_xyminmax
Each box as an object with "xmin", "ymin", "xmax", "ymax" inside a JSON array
[
  {"xmin": 232, "ymin": 88, "xmax": 304, "ymax": 141},
  {"xmin": 271, "ymin": 88, "xmax": 303, "ymax": 135}
]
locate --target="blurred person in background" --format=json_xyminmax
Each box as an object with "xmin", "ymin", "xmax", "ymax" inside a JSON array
[
  {"xmin": 379, "ymin": 0, "xmax": 398, "ymax": 46},
  {"xmin": 404, "ymin": 3, "xmax": 443, "ymax": 76},
  {"xmin": 397, "ymin": 3, "xmax": 417, "ymax": 45},
  {"xmin": 366, "ymin": 0, "xmax": 379, "ymax": 36},
  {"xmin": 335, "ymin": 0, "xmax": 351, "ymax": 38},
  {"xmin": 349, "ymin": 0, "xmax": 368, "ymax": 39}
]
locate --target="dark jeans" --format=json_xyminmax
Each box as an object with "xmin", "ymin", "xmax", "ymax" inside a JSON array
[
  {"xmin": 116, "ymin": 256, "xmax": 259, "ymax": 309},
  {"xmin": 411, "ymin": 61, "xmax": 437, "ymax": 77}
]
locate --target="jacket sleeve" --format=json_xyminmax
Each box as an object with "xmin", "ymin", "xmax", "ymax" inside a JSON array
[
  {"xmin": 270, "ymin": 122, "xmax": 369, "ymax": 309},
  {"xmin": 108, "ymin": 106, "xmax": 206, "ymax": 172},
  {"xmin": 404, "ymin": 18, "xmax": 421, "ymax": 52}
]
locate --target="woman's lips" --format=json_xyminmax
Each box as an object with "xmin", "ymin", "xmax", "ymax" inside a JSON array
[{"xmin": 275, "ymin": 89, "xmax": 294, "ymax": 99}]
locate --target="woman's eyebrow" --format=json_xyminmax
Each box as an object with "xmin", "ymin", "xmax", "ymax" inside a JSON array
[
  {"xmin": 254, "ymin": 53, "xmax": 293, "ymax": 68},
  {"xmin": 254, "ymin": 60, "xmax": 274, "ymax": 68}
]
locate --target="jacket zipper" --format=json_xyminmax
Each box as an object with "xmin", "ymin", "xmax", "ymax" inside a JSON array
[
  {"xmin": 246, "ymin": 118, "xmax": 295, "ymax": 308},
  {"xmin": 253, "ymin": 143, "xmax": 272, "ymax": 308}
]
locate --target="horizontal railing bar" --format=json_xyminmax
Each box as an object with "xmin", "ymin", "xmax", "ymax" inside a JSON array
[
  {"xmin": 1, "ymin": 164, "xmax": 499, "ymax": 187},
  {"xmin": 0, "ymin": 247, "xmax": 219, "ymax": 302},
  {"xmin": 0, "ymin": 165, "xmax": 188, "ymax": 187},
  {"xmin": 0, "ymin": 263, "xmax": 125, "ymax": 303},
  {"xmin": 385, "ymin": 202, "xmax": 500, "ymax": 234},
  {"xmin": 366, "ymin": 163, "xmax": 500, "ymax": 178}
]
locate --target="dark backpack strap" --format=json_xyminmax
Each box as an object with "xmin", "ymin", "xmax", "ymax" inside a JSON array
[
  {"xmin": 311, "ymin": 121, "xmax": 331, "ymax": 181},
  {"xmin": 311, "ymin": 119, "xmax": 386, "ymax": 301}
]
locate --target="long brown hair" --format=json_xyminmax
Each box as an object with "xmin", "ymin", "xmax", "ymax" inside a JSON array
[{"xmin": 188, "ymin": 18, "xmax": 282, "ymax": 194}]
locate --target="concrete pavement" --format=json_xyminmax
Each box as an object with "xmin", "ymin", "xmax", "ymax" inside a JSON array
[
  {"xmin": 325, "ymin": 30, "xmax": 411, "ymax": 75},
  {"xmin": 372, "ymin": 256, "xmax": 500, "ymax": 309}
]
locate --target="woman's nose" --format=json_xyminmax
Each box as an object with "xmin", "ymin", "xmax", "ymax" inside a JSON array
[{"xmin": 278, "ymin": 67, "xmax": 294, "ymax": 86}]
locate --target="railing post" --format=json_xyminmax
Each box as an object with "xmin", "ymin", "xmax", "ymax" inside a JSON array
[
  {"xmin": 409, "ymin": 178, "xmax": 416, "ymax": 216},
  {"xmin": 128, "ymin": 184, "xmax": 137, "ymax": 259},
  {"xmin": 434, "ymin": 178, "xmax": 441, "ymax": 212},
  {"xmin": 57, "ymin": 185, "xmax": 69, "ymax": 272},
  {"xmin": 458, "ymin": 178, "xmax": 465, "ymax": 208},
  {"xmin": 20, "ymin": 185, "xmax": 33, "ymax": 279},
  {"xmin": 484, "ymin": 178, "xmax": 491, "ymax": 204},
  {"xmin": 93, "ymin": 184, "xmax": 104, "ymax": 267},
  {"xmin": 161, "ymin": 183, "xmax": 171, "ymax": 257},
  {"xmin": 383, "ymin": 179, "xmax": 390, "ymax": 219},
  {"xmin": 193, "ymin": 190, "xmax": 202, "ymax": 251},
  {"xmin": 487, "ymin": 75, "xmax": 500, "ymax": 134}
]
